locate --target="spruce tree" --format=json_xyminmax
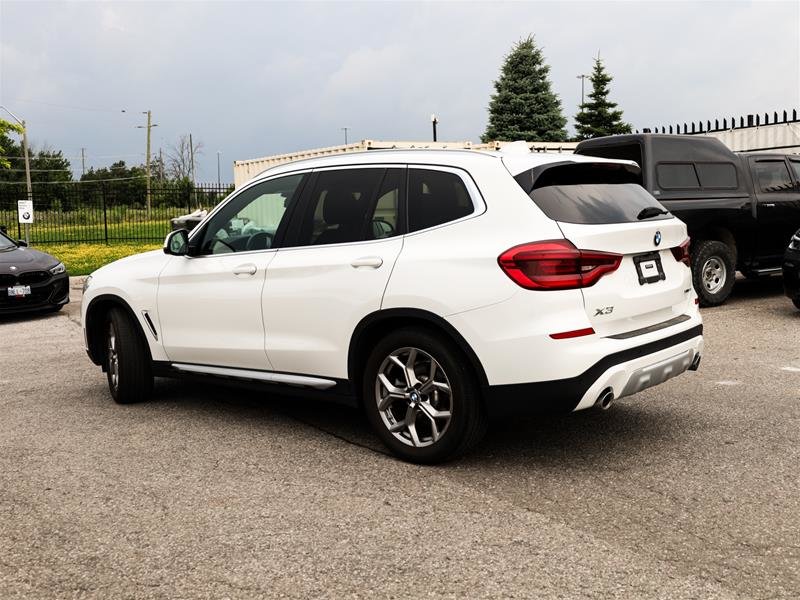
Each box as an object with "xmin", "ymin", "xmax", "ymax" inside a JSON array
[
  {"xmin": 574, "ymin": 56, "xmax": 632, "ymax": 140},
  {"xmin": 482, "ymin": 36, "xmax": 567, "ymax": 143}
]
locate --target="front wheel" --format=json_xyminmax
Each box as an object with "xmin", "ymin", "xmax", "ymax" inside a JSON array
[
  {"xmin": 692, "ymin": 240, "xmax": 736, "ymax": 307},
  {"xmin": 105, "ymin": 307, "xmax": 153, "ymax": 404},
  {"xmin": 362, "ymin": 328, "xmax": 487, "ymax": 464}
]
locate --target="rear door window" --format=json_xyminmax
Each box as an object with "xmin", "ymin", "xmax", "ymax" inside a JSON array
[
  {"xmin": 407, "ymin": 168, "xmax": 474, "ymax": 232},
  {"xmin": 293, "ymin": 168, "xmax": 386, "ymax": 246},
  {"xmin": 755, "ymin": 161, "xmax": 795, "ymax": 193},
  {"xmin": 515, "ymin": 162, "xmax": 668, "ymax": 225}
]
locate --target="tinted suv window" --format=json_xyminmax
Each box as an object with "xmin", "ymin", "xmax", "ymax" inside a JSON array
[
  {"xmin": 790, "ymin": 160, "xmax": 800, "ymax": 182},
  {"xmin": 657, "ymin": 163, "xmax": 700, "ymax": 189},
  {"xmin": 408, "ymin": 169, "xmax": 473, "ymax": 232},
  {"xmin": 295, "ymin": 168, "xmax": 384, "ymax": 246},
  {"xmin": 695, "ymin": 163, "xmax": 738, "ymax": 189},
  {"xmin": 515, "ymin": 162, "xmax": 669, "ymax": 225},
  {"xmin": 199, "ymin": 173, "xmax": 304, "ymax": 254},
  {"xmin": 755, "ymin": 161, "xmax": 794, "ymax": 193}
]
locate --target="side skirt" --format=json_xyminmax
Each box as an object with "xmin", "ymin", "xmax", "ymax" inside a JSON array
[{"xmin": 151, "ymin": 361, "xmax": 358, "ymax": 408}]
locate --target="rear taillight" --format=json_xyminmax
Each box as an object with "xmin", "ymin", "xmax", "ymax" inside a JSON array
[
  {"xmin": 671, "ymin": 238, "xmax": 691, "ymax": 266},
  {"xmin": 498, "ymin": 240, "xmax": 622, "ymax": 290}
]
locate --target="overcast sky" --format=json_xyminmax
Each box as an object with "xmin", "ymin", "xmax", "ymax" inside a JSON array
[{"xmin": 1, "ymin": 0, "xmax": 798, "ymax": 182}]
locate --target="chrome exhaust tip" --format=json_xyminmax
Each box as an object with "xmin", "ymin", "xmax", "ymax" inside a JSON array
[
  {"xmin": 689, "ymin": 353, "xmax": 702, "ymax": 372},
  {"xmin": 596, "ymin": 388, "xmax": 615, "ymax": 411}
]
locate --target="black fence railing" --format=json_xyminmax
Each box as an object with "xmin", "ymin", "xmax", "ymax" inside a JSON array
[
  {"xmin": 0, "ymin": 181, "xmax": 232, "ymax": 244},
  {"xmin": 636, "ymin": 107, "xmax": 799, "ymax": 135}
]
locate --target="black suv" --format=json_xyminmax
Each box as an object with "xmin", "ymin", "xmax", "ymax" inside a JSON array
[
  {"xmin": 576, "ymin": 134, "xmax": 800, "ymax": 306},
  {"xmin": 783, "ymin": 229, "xmax": 800, "ymax": 310}
]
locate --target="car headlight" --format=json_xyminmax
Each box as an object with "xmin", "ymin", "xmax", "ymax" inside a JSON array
[
  {"xmin": 49, "ymin": 262, "xmax": 66, "ymax": 276},
  {"xmin": 82, "ymin": 275, "xmax": 92, "ymax": 293}
]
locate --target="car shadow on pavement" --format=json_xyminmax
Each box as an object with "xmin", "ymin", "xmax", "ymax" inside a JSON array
[
  {"xmin": 0, "ymin": 309, "xmax": 64, "ymax": 324},
  {"xmin": 148, "ymin": 376, "xmax": 695, "ymax": 469}
]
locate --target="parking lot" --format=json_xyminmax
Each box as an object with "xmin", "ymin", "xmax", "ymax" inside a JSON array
[{"xmin": 1, "ymin": 277, "xmax": 798, "ymax": 599}]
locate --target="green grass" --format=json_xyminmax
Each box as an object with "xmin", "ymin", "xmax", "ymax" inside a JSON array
[
  {"xmin": 34, "ymin": 242, "xmax": 162, "ymax": 276},
  {"xmin": 0, "ymin": 207, "xmax": 187, "ymax": 244}
]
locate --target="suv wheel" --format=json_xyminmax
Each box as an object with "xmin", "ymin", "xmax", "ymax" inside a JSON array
[
  {"xmin": 692, "ymin": 240, "xmax": 736, "ymax": 307},
  {"xmin": 363, "ymin": 328, "xmax": 487, "ymax": 464},
  {"xmin": 793, "ymin": 298, "xmax": 800, "ymax": 311},
  {"xmin": 105, "ymin": 307, "xmax": 153, "ymax": 404}
]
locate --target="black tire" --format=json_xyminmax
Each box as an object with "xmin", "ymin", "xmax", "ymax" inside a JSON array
[
  {"xmin": 793, "ymin": 298, "xmax": 800, "ymax": 311},
  {"xmin": 362, "ymin": 327, "xmax": 487, "ymax": 464},
  {"xmin": 691, "ymin": 240, "xmax": 736, "ymax": 307},
  {"xmin": 105, "ymin": 307, "xmax": 153, "ymax": 404}
]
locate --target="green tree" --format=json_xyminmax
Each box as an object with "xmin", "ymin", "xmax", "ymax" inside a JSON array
[
  {"xmin": 81, "ymin": 160, "xmax": 148, "ymax": 207},
  {"xmin": 574, "ymin": 56, "xmax": 632, "ymax": 140},
  {"xmin": 482, "ymin": 36, "xmax": 567, "ymax": 143},
  {"xmin": 0, "ymin": 119, "xmax": 24, "ymax": 169}
]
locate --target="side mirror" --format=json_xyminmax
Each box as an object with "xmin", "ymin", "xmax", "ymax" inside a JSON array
[
  {"xmin": 164, "ymin": 229, "xmax": 189, "ymax": 256},
  {"xmin": 16, "ymin": 240, "xmax": 28, "ymax": 247}
]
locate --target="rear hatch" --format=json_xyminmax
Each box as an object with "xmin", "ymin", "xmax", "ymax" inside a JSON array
[{"xmin": 510, "ymin": 160, "xmax": 693, "ymax": 337}]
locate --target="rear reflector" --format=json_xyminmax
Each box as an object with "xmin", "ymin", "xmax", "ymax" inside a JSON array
[
  {"xmin": 549, "ymin": 327, "xmax": 596, "ymax": 340},
  {"xmin": 671, "ymin": 238, "xmax": 691, "ymax": 266},
  {"xmin": 498, "ymin": 240, "xmax": 622, "ymax": 290}
]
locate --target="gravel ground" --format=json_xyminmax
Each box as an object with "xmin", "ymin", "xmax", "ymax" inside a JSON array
[{"xmin": 0, "ymin": 276, "xmax": 797, "ymax": 599}]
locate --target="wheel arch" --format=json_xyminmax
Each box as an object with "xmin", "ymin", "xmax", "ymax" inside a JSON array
[
  {"xmin": 690, "ymin": 225, "xmax": 738, "ymax": 265},
  {"xmin": 85, "ymin": 294, "xmax": 152, "ymax": 368},
  {"xmin": 348, "ymin": 308, "xmax": 490, "ymax": 393}
]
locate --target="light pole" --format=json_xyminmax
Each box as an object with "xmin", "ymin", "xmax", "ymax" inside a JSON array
[
  {"xmin": 576, "ymin": 74, "xmax": 589, "ymax": 111},
  {"xmin": 217, "ymin": 151, "xmax": 221, "ymax": 186},
  {"xmin": 0, "ymin": 105, "xmax": 33, "ymax": 244},
  {"xmin": 135, "ymin": 110, "xmax": 158, "ymax": 215},
  {"xmin": 431, "ymin": 114, "xmax": 438, "ymax": 142},
  {"xmin": 341, "ymin": 127, "xmax": 349, "ymax": 145}
]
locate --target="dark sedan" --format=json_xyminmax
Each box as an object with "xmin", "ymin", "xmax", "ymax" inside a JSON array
[
  {"xmin": 783, "ymin": 229, "xmax": 800, "ymax": 310},
  {"xmin": 0, "ymin": 230, "xmax": 69, "ymax": 314}
]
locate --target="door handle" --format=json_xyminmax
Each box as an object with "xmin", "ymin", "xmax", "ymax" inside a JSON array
[
  {"xmin": 232, "ymin": 263, "xmax": 257, "ymax": 276},
  {"xmin": 350, "ymin": 256, "xmax": 383, "ymax": 269},
  {"xmin": 762, "ymin": 203, "xmax": 776, "ymax": 208}
]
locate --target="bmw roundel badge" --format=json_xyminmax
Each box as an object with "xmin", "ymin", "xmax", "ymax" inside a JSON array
[{"xmin": 654, "ymin": 231, "xmax": 662, "ymax": 247}]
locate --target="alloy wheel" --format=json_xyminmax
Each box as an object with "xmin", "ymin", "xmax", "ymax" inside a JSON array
[
  {"xmin": 374, "ymin": 347, "xmax": 453, "ymax": 448},
  {"xmin": 107, "ymin": 322, "xmax": 119, "ymax": 390}
]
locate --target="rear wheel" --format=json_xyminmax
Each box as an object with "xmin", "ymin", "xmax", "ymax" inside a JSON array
[
  {"xmin": 362, "ymin": 328, "xmax": 487, "ymax": 464},
  {"xmin": 692, "ymin": 240, "xmax": 736, "ymax": 307},
  {"xmin": 105, "ymin": 307, "xmax": 153, "ymax": 404}
]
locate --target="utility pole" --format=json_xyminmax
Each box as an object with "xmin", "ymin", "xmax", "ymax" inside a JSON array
[
  {"xmin": 431, "ymin": 114, "xmax": 438, "ymax": 142},
  {"xmin": 135, "ymin": 110, "xmax": 158, "ymax": 215},
  {"xmin": 576, "ymin": 74, "xmax": 588, "ymax": 111},
  {"xmin": 159, "ymin": 148, "xmax": 164, "ymax": 182},
  {"xmin": 189, "ymin": 133, "xmax": 196, "ymax": 185},
  {"xmin": 341, "ymin": 127, "xmax": 349, "ymax": 145},
  {"xmin": 0, "ymin": 106, "xmax": 33, "ymax": 244},
  {"xmin": 81, "ymin": 148, "xmax": 86, "ymax": 176},
  {"xmin": 216, "ymin": 151, "xmax": 221, "ymax": 186}
]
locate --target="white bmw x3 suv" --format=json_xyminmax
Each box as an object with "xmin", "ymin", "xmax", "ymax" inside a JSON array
[{"xmin": 82, "ymin": 146, "xmax": 703, "ymax": 463}]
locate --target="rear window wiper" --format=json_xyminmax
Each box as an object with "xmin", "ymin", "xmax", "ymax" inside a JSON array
[{"xmin": 637, "ymin": 207, "xmax": 669, "ymax": 220}]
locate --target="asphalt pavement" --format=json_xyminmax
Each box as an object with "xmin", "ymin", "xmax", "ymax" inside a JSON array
[{"xmin": 0, "ymin": 276, "xmax": 798, "ymax": 599}]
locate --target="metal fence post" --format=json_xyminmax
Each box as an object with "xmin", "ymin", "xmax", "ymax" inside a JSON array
[{"xmin": 102, "ymin": 182, "xmax": 109, "ymax": 245}]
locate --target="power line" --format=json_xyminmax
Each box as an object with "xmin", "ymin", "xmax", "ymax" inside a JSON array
[
  {"xmin": 0, "ymin": 175, "xmax": 148, "ymax": 185},
  {"xmin": 3, "ymin": 168, "xmax": 72, "ymax": 172},
  {"xmin": 0, "ymin": 153, "xmax": 145, "ymax": 160},
  {"xmin": 8, "ymin": 98, "xmax": 127, "ymax": 114}
]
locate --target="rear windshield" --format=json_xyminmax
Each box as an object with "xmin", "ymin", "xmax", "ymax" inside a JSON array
[{"xmin": 514, "ymin": 162, "xmax": 670, "ymax": 225}]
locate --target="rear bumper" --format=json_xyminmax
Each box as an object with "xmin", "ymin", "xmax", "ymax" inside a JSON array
[{"xmin": 483, "ymin": 325, "xmax": 703, "ymax": 417}]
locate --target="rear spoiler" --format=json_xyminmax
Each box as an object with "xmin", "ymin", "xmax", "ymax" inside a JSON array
[{"xmin": 513, "ymin": 161, "xmax": 642, "ymax": 194}]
